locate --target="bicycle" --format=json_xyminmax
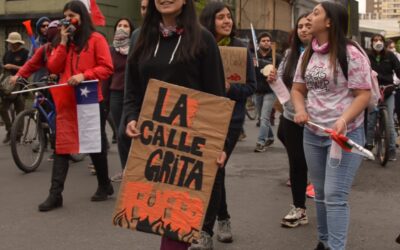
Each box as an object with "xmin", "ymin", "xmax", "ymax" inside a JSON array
[
  {"xmin": 10, "ymin": 78, "xmax": 86, "ymax": 173},
  {"xmin": 370, "ymin": 84, "xmax": 398, "ymax": 167}
]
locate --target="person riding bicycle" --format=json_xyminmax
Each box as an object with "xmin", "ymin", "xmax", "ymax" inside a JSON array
[{"xmin": 366, "ymin": 34, "xmax": 400, "ymax": 161}]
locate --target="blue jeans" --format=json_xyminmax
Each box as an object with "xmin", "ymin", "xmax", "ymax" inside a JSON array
[
  {"xmin": 255, "ymin": 93, "xmax": 275, "ymax": 144},
  {"xmin": 303, "ymin": 126, "xmax": 364, "ymax": 250},
  {"xmin": 366, "ymin": 94, "xmax": 397, "ymax": 154}
]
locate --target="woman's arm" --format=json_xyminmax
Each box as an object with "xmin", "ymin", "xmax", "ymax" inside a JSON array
[
  {"xmin": 17, "ymin": 46, "xmax": 47, "ymax": 78},
  {"xmin": 83, "ymin": 35, "xmax": 113, "ymax": 81},
  {"xmin": 291, "ymin": 82, "xmax": 308, "ymax": 124},
  {"xmin": 333, "ymin": 89, "xmax": 371, "ymax": 134},
  {"xmin": 200, "ymin": 30, "xmax": 225, "ymax": 97}
]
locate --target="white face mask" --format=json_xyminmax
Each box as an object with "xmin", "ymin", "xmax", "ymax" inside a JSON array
[
  {"xmin": 373, "ymin": 41, "xmax": 384, "ymax": 52},
  {"xmin": 117, "ymin": 27, "xmax": 130, "ymax": 34}
]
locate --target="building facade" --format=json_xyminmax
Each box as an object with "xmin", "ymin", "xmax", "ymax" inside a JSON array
[
  {"xmin": 0, "ymin": 0, "xmax": 140, "ymax": 57},
  {"xmin": 366, "ymin": 0, "xmax": 400, "ymax": 19}
]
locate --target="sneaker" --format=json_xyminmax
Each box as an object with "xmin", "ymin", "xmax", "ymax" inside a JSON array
[
  {"xmin": 389, "ymin": 151, "xmax": 397, "ymax": 161},
  {"xmin": 216, "ymin": 219, "xmax": 233, "ymax": 243},
  {"xmin": 281, "ymin": 205, "xmax": 308, "ymax": 228},
  {"xmin": 2, "ymin": 132, "xmax": 10, "ymax": 144},
  {"xmin": 88, "ymin": 163, "xmax": 96, "ymax": 175},
  {"xmin": 306, "ymin": 184, "xmax": 315, "ymax": 198},
  {"xmin": 189, "ymin": 231, "xmax": 213, "ymax": 250},
  {"xmin": 265, "ymin": 139, "xmax": 274, "ymax": 147},
  {"xmin": 111, "ymin": 172, "xmax": 123, "ymax": 182},
  {"xmin": 254, "ymin": 143, "xmax": 267, "ymax": 152},
  {"xmin": 314, "ymin": 242, "xmax": 330, "ymax": 250},
  {"xmin": 238, "ymin": 132, "xmax": 246, "ymax": 141},
  {"xmin": 47, "ymin": 153, "xmax": 55, "ymax": 161}
]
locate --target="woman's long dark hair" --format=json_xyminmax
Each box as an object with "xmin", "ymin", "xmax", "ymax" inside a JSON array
[
  {"xmin": 282, "ymin": 13, "xmax": 309, "ymax": 88},
  {"xmin": 199, "ymin": 1, "xmax": 236, "ymax": 39},
  {"xmin": 301, "ymin": 1, "xmax": 355, "ymax": 80},
  {"xmin": 113, "ymin": 17, "xmax": 134, "ymax": 37},
  {"xmin": 130, "ymin": 0, "xmax": 203, "ymax": 63},
  {"xmin": 63, "ymin": 0, "xmax": 95, "ymax": 53}
]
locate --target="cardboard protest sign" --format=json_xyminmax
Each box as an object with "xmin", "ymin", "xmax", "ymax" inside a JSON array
[
  {"xmin": 112, "ymin": 79, "xmax": 234, "ymax": 243},
  {"xmin": 219, "ymin": 46, "xmax": 247, "ymax": 84}
]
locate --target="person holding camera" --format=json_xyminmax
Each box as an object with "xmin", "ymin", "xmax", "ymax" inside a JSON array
[{"xmin": 38, "ymin": 0, "xmax": 114, "ymax": 212}]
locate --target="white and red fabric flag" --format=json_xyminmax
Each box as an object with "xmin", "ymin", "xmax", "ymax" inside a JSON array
[
  {"xmin": 79, "ymin": 0, "xmax": 106, "ymax": 26},
  {"xmin": 53, "ymin": 80, "xmax": 101, "ymax": 154}
]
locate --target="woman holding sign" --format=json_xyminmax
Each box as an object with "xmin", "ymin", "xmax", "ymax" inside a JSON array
[
  {"xmin": 198, "ymin": 1, "xmax": 256, "ymax": 247},
  {"xmin": 38, "ymin": 0, "xmax": 114, "ymax": 212},
  {"xmin": 291, "ymin": 2, "xmax": 371, "ymax": 249},
  {"xmin": 267, "ymin": 13, "xmax": 313, "ymax": 228},
  {"xmin": 123, "ymin": 0, "xmax": 227, "ymax": 249}
]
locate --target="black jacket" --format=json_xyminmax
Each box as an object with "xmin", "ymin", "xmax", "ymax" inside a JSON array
[
  {"xmin": 124, "ymin": 28, "xmax": 226, "ymax": 124},
  {"xmin": 255, "ymin": 49, "xmax": 281, "ymax": 94},
  {"xmin": 226, "ymin": 38, "xmax": 256, "ymax": 129},
  {"xmin": 368, "ymin": 50, "xmax": 400, "ymax": 86}
]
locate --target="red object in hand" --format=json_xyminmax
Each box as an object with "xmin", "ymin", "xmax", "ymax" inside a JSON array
[
  {"xmin": 227, "ymin": 73, "xmax": 241, "ymax": 81},
  {"xmin": 22, "ymin": 20, "xmax": 34, "ymax": 36}
]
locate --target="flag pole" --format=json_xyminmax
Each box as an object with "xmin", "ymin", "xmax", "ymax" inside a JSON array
[
  {"xmin": 11, "ymin": 80, "xmax": 99, "ymax": 95},
  {"xmin": 307, "ymin": 121, "xmax": 375, "ymax": 160}
]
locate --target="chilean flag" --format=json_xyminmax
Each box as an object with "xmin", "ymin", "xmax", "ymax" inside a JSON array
[
  {"xmin": 53, "ymin": 80, "xmax": 101, "ymax": 154},
  {"xmin": 79, "ymin": 0, "xmax": 106, "ymax": 26}
]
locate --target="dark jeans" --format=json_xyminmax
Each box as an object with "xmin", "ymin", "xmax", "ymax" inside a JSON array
[
  {"xmin": 0, "ymin": 94, "xmax": 25, "ymax": 132},
  {"xmin": 202, "ymin": 127, "xmax": 242, "ymax": 236},
  {"xmin": 110, "ymin": 90, "xmax": 132, "ymax": 169},
  {"xmin": 395, "ymin": 89, "xmax": 400, "ymax": 122},
  {"xmin": 277, "ymin": 116, "xmax": 308, "ymax": 209},
  {"xmin": 49, "ymin": 102, "xmax": 110, "ymax": 196},
  {"xmin": 117, "ymin": 110, "xmax": 132, "ymax": 169}
]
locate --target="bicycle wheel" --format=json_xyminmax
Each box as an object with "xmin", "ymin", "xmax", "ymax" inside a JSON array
[
  {"xmin": 245, "ymin": 97, "xmax": 257, "ymax": 120},
  {"xmin": 376, "ymin": 109, "xmax": 391, "ymax": 167},
  {"xmin": 69, "ymin": 153, "xmax": 87, "ymax": 162},
  {"xmin": 10, "ymin": 109, "xmax": 45, "ymax": 173}
]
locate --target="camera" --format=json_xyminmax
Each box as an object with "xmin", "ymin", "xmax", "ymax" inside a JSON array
[{"xmin": 60, "ymin": 19, "xmax": 71, "ymax": 27}]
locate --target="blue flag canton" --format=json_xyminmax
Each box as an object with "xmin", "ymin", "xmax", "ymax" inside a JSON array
[{"xmin": 75, "ymin": 80, "xmax": 99, "ymax": 105}]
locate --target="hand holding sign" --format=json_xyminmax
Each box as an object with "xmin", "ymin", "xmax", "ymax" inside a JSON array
[{"xmin": 126, "ymin": 120, "xmax": 141, "ymax": 138}]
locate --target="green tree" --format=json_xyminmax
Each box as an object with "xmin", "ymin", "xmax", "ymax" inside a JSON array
[{"xmin": 195, "ymin": 0, "xmax": 208, "ymax": 15}]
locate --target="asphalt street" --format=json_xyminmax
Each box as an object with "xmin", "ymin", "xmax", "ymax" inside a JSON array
[{"xmin": 0, "ymin": 118, "xmax": 399, "ymax": 250}]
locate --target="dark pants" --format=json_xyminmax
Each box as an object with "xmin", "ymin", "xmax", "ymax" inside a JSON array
[
  {"xmin": 0, "ymin": 94, "xmax": 25, "ymax": 132},
  {"xmin": 110, "ymin": 91, "xmax": 131, "ymax": 169},
  {"xmin": 395, "ymin": 89, "xmax": 400, "ymax": 122},
  {"xmin": 49, "ymin": 102, "xmax": 110, "ymax": 197},
  {"xmin": 160, "ymin": 237, "xmax": 190, "ymax": 250},
  {"xmin": 117, "ymin": 110, "xmax": 132, "ymax": 169},
  {"xmin": 202, "ymin": 127, "xmax": 242, "ymax": 236},
  {"xmin": 277, "ymin": 116, "xmax": 308, "ymax": 209}
]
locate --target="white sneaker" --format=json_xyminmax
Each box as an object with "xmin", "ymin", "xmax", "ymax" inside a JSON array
[
  {"xmin": 189, "ymin": 231, "xmax": 213, "ymax": 250},
  {"xmin": 216, "ymin": 219, "xmax": 233, "ymax": 243},
  {"xmin": 281, "ymin": 205, "xmax": 308, "ymax": 228}
]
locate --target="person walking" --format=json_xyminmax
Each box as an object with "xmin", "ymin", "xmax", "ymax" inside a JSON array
[
  {"xmin": 38, "ymin": 0, "xmax": 114, "ymax": 212},
  {"xmin": 123, "ymin": 0, "xmax": 227, "ymax": 249},
  {"xmin": 196, "ymin": 1, "xmax": 256, "ymax": 247},
  {"xmin": 1, "ymin": 32, "xmax": 29, "ymax": 144},
  {"xmin": 291, "ymin": 2, "xmax": 372, "ymax": 249},
  {"xmin": 102, "ymin": 18, "xmax": 134, "ymax": 182},
  {"xmin": 254, "ymin": 32, "xmax": 281, "ymax": 152},
  {"xmin": 269, "ymin": 13, "xmax": 313, "ymax": 228},
  {"xmin": 365, "ymin": 34, "xmax": 400, "ymax": 161}
]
